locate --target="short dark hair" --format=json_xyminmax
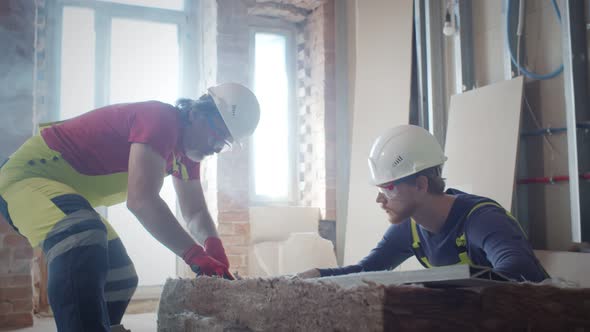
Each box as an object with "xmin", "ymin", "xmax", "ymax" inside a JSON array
[
  {"xmin": 415, "ymin": 166, "xmax": 446, "ymax": 195},
  {"xmin": 394, "ymin": 166, "xmax": 445, "ymax": 195}
]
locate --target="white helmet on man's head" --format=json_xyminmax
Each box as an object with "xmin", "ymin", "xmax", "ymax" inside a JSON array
[
  {"xmin": 368, "ymin": 125, "xmax": 447, "ymax": 186},
  {"xmin": 208, "ymin": 82, "xmax": 261, "ymax": 144}
]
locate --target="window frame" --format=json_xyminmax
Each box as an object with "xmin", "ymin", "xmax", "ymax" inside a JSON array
[
  {"xmin": 248, "ymin": 24, "xmax": 298, "ymax": 205},
  {"xmin": 44, "ymin": 0, "xmax": 201, "ymax": 294},
  {"xmin": 47, "ymin": 0, "xmax": 199, "ymax": 120}
]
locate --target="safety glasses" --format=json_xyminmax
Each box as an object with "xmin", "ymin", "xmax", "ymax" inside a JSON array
[
  {"xmin": 377, "ymin": 181, "xmax": 398, "ymax": 199},
  {"xmin": 377, "ymin": 174, "xmax": 417, "ymax": 198}
]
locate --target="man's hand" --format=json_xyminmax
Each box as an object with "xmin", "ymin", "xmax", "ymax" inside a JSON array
[
  {"xmin": 205, "ymin": 237, "xmax": 230, "ymax": 268},
  {"xmin": 296, "ymin": 268, "xmax": 321, "ymax": 279},
  {"xmin": 182, "ymin": 244, "xmax": 227, "ymax": 277}
]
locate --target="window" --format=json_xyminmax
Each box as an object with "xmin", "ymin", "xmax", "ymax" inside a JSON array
[
  {"xmin": 109, "ymin": 18, "xmax": 179, "ymax": 104},
  {"xmin": 252, "ymin": 31, "xmax": 295, "ymax": 203},
  {"xmin": 56, "ymin": 0, "xmax": 196, "ymax": 287},
  {"xmin": 96, "ymin": 0, "xmax": 183, "ymax": 11},
  {"xmin": 59, "ymin": 7, "xmax": 95, "ymax": 120}
]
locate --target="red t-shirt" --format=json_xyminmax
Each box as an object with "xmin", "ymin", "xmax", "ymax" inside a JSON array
[{"xmin": 41, "ymin": 101, "xmax": 200, "ymax": 180}]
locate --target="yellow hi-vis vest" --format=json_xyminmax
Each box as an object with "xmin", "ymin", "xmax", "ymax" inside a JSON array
[{"xmin": 410, "ymin": 201, "xmax": 522, "ymax": 268}]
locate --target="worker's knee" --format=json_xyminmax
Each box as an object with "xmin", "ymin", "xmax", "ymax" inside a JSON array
[
  {"xmin": 44, "ymin": 208, "xmax": 109, "ymax": 304},
  {"xmin": 42, "ymin": 208, "xmax": 107, "ymax": 265},
  {"xmin": 44, "ymin": 210, "xmax": 111, "ymax": 331}
]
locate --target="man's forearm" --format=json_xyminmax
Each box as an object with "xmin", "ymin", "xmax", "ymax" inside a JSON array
[
  {"xmin": 128, "ymin": 196, "xmax": 195, "ymax": 257},
  {"xmin": 317, "ymin": 265, "xmax": 363, "ymax": 277},
  {"xmin": 186, "ymin": 209, "xmax": 219, "ymax": 245}
]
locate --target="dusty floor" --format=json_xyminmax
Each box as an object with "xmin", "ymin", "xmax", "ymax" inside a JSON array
[{"xmin": 8, "ymin": 312, "xmax": 157, "ymax": 332}]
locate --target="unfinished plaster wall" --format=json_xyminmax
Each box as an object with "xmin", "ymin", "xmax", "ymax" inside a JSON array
[
  {"xmin": 0, "ymin": 0, "xmax": 35, "ymax": 328},
  {"xmin": 0, "ymin": 0, "xmax": 35, "ymax": 160},
  {"xmin": 471, "ymin": 0, "xmax": 589, "ymax": 250}
]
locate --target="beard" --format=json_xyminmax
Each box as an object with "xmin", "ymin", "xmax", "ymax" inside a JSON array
[{"xmin": 385, "ymin": 201, "xmax": 416, "ymax": 225}]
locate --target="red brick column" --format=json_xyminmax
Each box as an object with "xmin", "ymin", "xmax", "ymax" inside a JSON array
[
  {"xmin": 297, "ymin": 0, "xmax": 336, "ymax": 220},
  {"xmin": 0, "ymin": 218, "xmax": 34, "ymax": 329},
  {"xmin": 214, "ymin": 0, "xmax": 252, "ymax": 277}
]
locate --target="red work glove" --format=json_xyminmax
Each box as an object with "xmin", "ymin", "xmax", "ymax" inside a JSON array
[
  {"xmin": 205, "ymin": 237, "xmax": 236, "ymax": 280},
  {"xmin": 182, "ymin": 244, "xmax": 226, "ymax": 277},
  {"xmin": 204, "ymin": 237, "xmax": 230, "ymax": 268}
]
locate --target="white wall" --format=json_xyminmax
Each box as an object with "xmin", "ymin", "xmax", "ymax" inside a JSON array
[
  {"xmin": 343, "ymin": 0, "xmax": 414, "ymax": 265},
  {"xmin": 334, "ymin": 0, "xmax": 355, "ymax": 265}
]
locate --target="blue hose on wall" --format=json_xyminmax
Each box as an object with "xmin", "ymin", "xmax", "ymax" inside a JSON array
[{"xmin": 506, "ymin": 0, "xmax": 564, "ymax": 80}]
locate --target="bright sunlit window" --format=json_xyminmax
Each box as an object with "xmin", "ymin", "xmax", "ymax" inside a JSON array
[
  {"xmin": 109, "ymin": 18, "xmax": 179, "ymax": 104},
  {"xmin": 96, "ymin": 0, "xmax": 183, "ymax": 11},
  {"xmin": 60, "ymin": 7, "xmax": 95, "ymax": 120},
  {"xmin": 253, "ymin": 32, "xmax": 293, "ymax": 201}
]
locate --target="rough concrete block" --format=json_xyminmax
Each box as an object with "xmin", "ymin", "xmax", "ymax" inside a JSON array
[
  {"xmin": 158, "ymin": 277, "xmax": 383, "ymax": 331},
  {"xmin": 158, "ymin": 275, "xmax": 590, "ymax": 332}
]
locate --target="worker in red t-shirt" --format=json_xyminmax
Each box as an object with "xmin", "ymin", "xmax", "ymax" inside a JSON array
[{"xmin": 0, "ymin": 83, "xmax": 260, "ymax": 332}]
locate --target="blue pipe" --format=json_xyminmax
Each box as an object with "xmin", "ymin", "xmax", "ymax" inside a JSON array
[{"xmin": 506, "ymin": 0, "xmax": 564, "ymax": 80}]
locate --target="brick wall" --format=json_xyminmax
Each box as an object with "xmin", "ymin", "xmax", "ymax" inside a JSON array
[
  {"xmin": 200, "ymin": 0, "xmax": 219, "ymax": 253},
  {"xmin": 0, "ymin": 0, "xmax": 35, "ymax": 329},
  {"xmin": 210, "ymin": 0, "xmax": 252, "ymax": 277},
  {"xmin": 0, "ymin": 219, "xmax": 34, "ymax": 329},
  {"xmin": 297, "ymin": 0, "xmax": 336, "ymax": 220},
  {"xmin": 200, "ymin": 0, "xmax": 335, "ymax": 276}
]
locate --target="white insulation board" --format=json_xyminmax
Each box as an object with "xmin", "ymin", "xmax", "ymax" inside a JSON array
[
  {"xmin": 443, "ymin": 76, "xmax": 524, "ymax": 210},
  {"xmin": 343, "ymin": 0, "xmax": 414, "ymax": 265}
]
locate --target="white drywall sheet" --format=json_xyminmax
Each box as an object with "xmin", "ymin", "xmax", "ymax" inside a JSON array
[
  {"xmin": 343, "ymin": 0, "xmax": 414, "ymax": 265},
  {"xmin": 249, "ymin": 206, "xmax": 319, "ymax": 243},
  {"xmin": 443, "ymin": 76, "xmax": 524, "ymax": 210}
]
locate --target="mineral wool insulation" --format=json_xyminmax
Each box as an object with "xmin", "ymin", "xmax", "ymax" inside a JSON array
[{"xmin": 158, "ymin": 276, "xmax": 590, "ymax": 332}]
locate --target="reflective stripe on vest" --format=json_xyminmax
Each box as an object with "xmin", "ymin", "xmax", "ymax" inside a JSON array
[
  {"xmin": 171, "ymin": 152, "xmax": 190, "ymax": 181},
  {"xmin": 410, "ymin": 201, "xmax": 518, "ymax": 268}
]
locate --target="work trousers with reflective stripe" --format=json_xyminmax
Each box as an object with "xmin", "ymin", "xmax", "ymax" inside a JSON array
[
  {"xmin": 42, "ymin": 214, "xmax": 138, "ymax": 331},
  {"xmin": 0, "ymin": 179, "xmax": 138, "ymax": 332}
]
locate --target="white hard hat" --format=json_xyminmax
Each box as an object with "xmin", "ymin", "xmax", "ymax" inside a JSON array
[
  {"xmin": 208, "ymin": 82, "xmax": 261, "ymax": 144},
  {"xmin": 368, "ymin": 125, "xmax": 447, "ymax": 186}
]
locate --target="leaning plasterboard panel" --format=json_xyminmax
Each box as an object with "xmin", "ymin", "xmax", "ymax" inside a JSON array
[
  {"xmin": 343, "ymin": 0, "xmax": 413, "ymax": 265},
  {"xmin": 443, "ymin": 77, "xmax": 524, "ymax": 210}
]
